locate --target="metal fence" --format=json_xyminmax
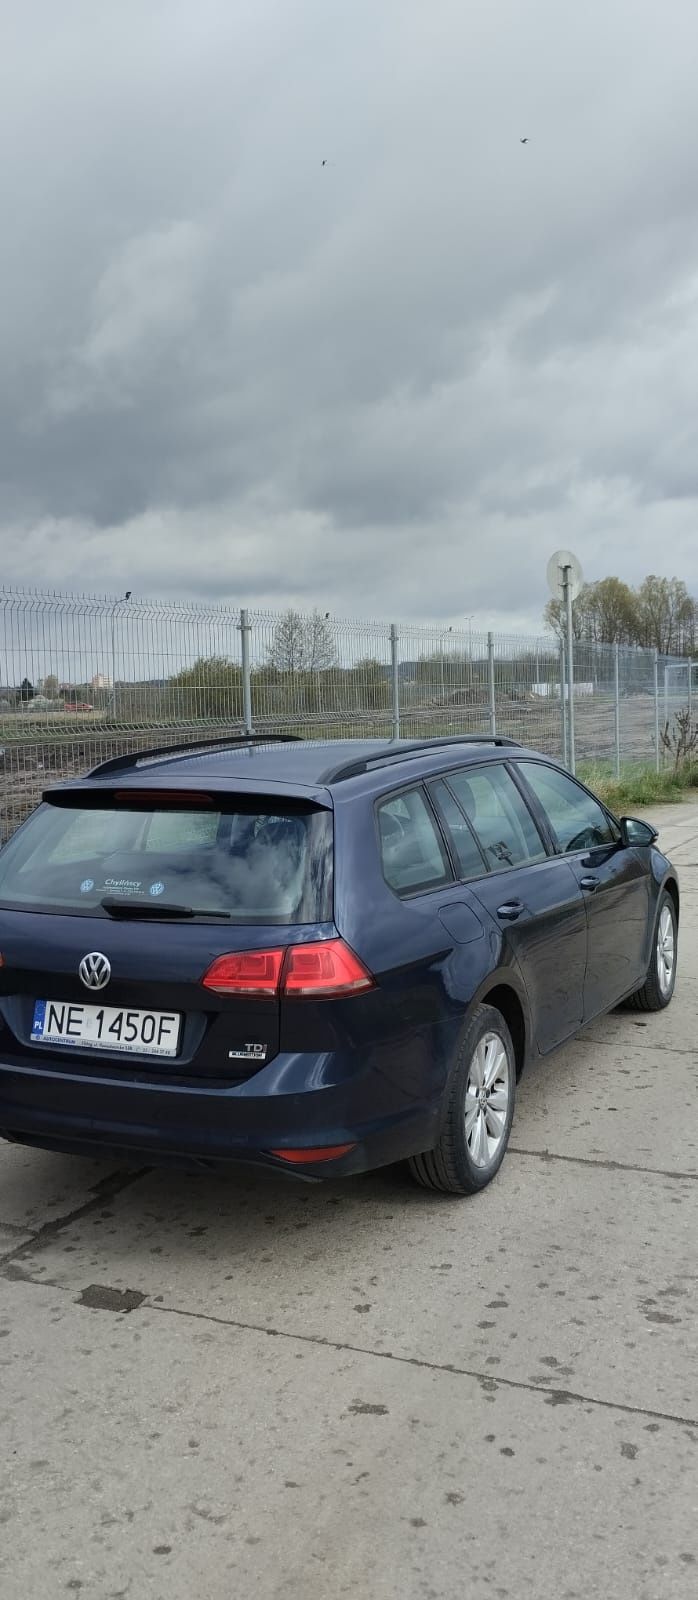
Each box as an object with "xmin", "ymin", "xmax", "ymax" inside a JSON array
[{"xmin": 1, "ymin": 588, "xmax": 695, "ymax": 840}]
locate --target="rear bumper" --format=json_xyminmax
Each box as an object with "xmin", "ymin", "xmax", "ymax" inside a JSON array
[{"xmin": 0, "ymin": 1046, "xmax": 441, "ymax": 1177}]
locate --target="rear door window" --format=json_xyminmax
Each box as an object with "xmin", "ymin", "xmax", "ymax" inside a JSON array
[
  {"xmin": 378, "ymin": 789, "xmax": 452, "ymax": 895},
  {"xmin": 447, "ymin": 764, "xmax": 547, "ymax": 871},
  {"xmin": 0, "ymin": 797, "xmax": 333, "ymax": 924},
  {"xmin": 430, "ymin": 778, "xmax": 487, "ymax": 881}
]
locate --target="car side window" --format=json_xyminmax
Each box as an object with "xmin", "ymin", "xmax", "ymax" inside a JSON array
[
  {"xmin": 378, "ymin": 789, "xmax": 452, "ymax": 894},
  {"xmin": 516, "ymin": 762, "xmax": 618, "ymax": 853},
  {"xmin": 447, "ymin": 764, "xmax": 547, "ymax": 871},
  {"xmin": 430, "ymin": 779, "xmax": 487, "ymax": 880}
]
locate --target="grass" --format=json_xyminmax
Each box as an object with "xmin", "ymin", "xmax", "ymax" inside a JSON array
[{"xmin": 579, "ymin": 760, "xmax": 698, "ymax": 812}]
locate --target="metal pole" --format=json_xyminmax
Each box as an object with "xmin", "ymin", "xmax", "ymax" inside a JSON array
[
  {"xmin": 110, "ymin": 613, "xmax": 116, "ymax": 718},
  {"xmin": 689, "ymin": 657, "xmax": 693, "ymax": 725},
  {"xmin": 487, "ymin": 632, "xmax": 496, "ymax": 735},
  {"xmin": 614, "ymin": 641, "xmax": 620, "ymax": 779},
  {"xmin": 559, "ymin": 636, "xmax": 568, "ymax": 767},
  {"xmin": 663, "ymin": 663, "xmax": 669, "ymax": 751},
  {"xmin": 653, "ymin": 649, "xmax": 660, "ymax": 773},
  {"xmin": 390, "ymin": 623, "xmax": 400, "ymax": 740},
  {"xmin": 564, "ymin": 567, "xmax": 576, "ymax": 775},
  {"xmin": 240, "ymin": 608, "xmax": 253, "ymax": 734}
]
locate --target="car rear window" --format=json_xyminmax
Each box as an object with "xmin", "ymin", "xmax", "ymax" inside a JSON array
[
  {"xmin": 378, "ymin": 789, "xmax": 452, "ymax": 894},
  {"xmin": 0, "ymin": 797, "xmax": 333, "ymax": 924}
]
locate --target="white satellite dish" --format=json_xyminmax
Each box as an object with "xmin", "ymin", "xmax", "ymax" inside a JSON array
[{"xmin": 546, "ymin": 549, "xmax": 584, "ymax": 602}]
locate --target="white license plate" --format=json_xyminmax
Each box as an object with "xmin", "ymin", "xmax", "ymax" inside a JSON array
[{"xmin": 31, "ymin": 1000, "xmax": 181, "ymax": 1057}]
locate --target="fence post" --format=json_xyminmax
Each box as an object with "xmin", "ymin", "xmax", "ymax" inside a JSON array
[
  {"xmin": 559, "ymin": 637, "xmax": 568, "ymax": 767},
  {"xmin": 240, "ymin": 608, "xmax": 253, "ymax": 735},
  {"xmin": 689, "ymin": 657, "xmax": 693, "ymax": 724},
  {"xmin": 614, "ymin": 642, "xmax": 620, "ymax": 779},
  {"xmin": 390, "ymin": 623, "xmax": 400, "ymax": 740},
  {"xmin": 564, "ymin": 566, "xmax": 576, "ymax": 775},
  {"xmin": 653, "ymin": 649, "xmax": 660, "ymax": 773},
  {"xmin": 487, "ymin": 632, "xmax": 496, "ymax": 736}
]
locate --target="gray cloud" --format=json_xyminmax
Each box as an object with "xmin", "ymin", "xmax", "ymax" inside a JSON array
[{"xmin": 2, "ymin": 0, "xmax": 698, "ymax": 630}]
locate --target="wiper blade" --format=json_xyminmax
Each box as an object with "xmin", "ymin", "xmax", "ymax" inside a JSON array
[{"xmin": 100, "ymin": 897, "xmax": 231, "ymax": 920}]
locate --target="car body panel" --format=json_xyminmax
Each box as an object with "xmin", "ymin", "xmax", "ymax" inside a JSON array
[{"xmin": 0, "ymin": 736, "xmax": 679, "ymax": 1175}]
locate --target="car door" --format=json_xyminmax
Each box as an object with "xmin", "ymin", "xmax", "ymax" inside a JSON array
[
  {"xmin": 431, "ymin": 764, "xmax": 587, "ymax": 1053},
  {"xmin": 514, "ymin": 760, "xmax": 650, "ymax": 1020}
]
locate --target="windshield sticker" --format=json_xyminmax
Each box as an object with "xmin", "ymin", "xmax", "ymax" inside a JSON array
[
  {"xmin": 103, "ymin": 878, "xmax": 143, "ymax": 897},
  {"xmin": 80, "ymin": 878, "xmax": 95, "ymax": 894},
  {"xmin": 149, "ymin": 881, "xmax": 166, "ymax": 897}
]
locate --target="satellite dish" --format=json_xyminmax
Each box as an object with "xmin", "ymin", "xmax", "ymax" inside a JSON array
[{"xmin": 547, "ymin": 549, "xmax": 584, "ymax": 602}]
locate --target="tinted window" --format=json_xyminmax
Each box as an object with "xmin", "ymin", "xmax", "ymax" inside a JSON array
[
  {"xmin": 447, "ymin": 764, "xmax": 546, "ymax": 871},
  {"xmin": 516, "ymin": 763, "xmax": 617, "ymax": 853},
  {"xmin": 431, "ymin": 779, "xmax": 487, "ymax": 880},
  {"xmin": 0, "ymin": 799, "xmax": 333, "ymax": 923},
  {"xmin": 378, "ymin": 789, "xmax": 451, "ymax": 894}
]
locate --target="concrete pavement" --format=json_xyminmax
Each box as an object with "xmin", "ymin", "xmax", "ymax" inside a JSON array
[{"xmin": 1, "ymin": 801, "xmax": 696, "ymax": 1599}]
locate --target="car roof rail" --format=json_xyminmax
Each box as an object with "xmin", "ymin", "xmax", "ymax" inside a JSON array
[
  {"xmin": 325, "ymin": 734, "xmax": 521, "ymax": 783},
  {"xmin": 87, "ymin": 732, "xmax": 302, "ymax": 779}
]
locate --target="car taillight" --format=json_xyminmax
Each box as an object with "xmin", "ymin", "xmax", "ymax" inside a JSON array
[
  {"xmin": 202, "ymin": 949, "xmax": 285, "ymax": 996},
  {"xmin": 201, "ymin": 939, "xmax": 374, "ymax": 1000},
  {"xmin": 282, "ymin": 941, "xmax": 374, "ymax": 998}
]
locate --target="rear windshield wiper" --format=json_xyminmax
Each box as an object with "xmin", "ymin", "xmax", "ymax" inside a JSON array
[{"xmin": 100, "ymin": 897, "xmax": 232, "ymax": 920}]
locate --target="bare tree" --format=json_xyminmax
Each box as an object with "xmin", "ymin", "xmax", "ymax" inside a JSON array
[{"xmin": 268, "ymin": 610, "xmax": 336, "ymax": 675}]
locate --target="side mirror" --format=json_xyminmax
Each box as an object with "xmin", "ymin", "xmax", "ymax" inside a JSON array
[{"xmin": 620, "ymin": 816, "xmax": 658, "ymax": 848}]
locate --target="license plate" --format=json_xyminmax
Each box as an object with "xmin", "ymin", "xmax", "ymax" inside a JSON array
[{"xmin": 31, "ymin": 1000, "xmax": 181, "ymax": 1057}]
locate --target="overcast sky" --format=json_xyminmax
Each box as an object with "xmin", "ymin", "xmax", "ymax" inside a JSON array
[{"xmin": 2, "ymin": 0, "xmax": 698, "ymax": 631}]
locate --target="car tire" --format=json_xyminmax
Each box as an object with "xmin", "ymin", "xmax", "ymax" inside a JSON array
[
  {"xmin": 627, "ymin": 890, "xmax": 678, "ymax": 1013},
  {"xmin": 408, "ymin": 1003, "xmax": 516, "ymax": 1196}
]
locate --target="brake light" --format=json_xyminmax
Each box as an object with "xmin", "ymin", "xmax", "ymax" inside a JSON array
[
  {"xmin": 201, "ymin": 939, "xmax": 374, "ymax": 999},
  {"xmin": 283, "ymin": 941, "xmax": 374, "ymax": 997},
  {"xmin": 202, "ymin": 949, "xmax": 285, "ymax": 995},
  {"xmin": 113, "ymin": 791, "xmax": 214, "ymax": 808}
]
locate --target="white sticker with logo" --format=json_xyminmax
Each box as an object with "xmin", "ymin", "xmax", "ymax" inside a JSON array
[
  {"xmin": 149, "ymin": 881, "xmax": 166, "ymax": 898},
  {"xmin": 80, "ymin": 879, "xmax": 95, "ymax": 894},
  {"xmin": 103, "ymin": 878, "xmax": 143, "ymax": 897}
]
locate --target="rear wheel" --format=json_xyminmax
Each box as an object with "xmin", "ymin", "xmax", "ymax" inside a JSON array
[
  {"xmin": 408, "ymin": 1003, "xmax": 516, "ymax": 1196},
  {"xmin": 628, "ymin": 891, "xmax": 678, "ymax": 1012}
]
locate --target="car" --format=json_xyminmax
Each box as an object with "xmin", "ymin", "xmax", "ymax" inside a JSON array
[
  {"xmin": 0, "ymin": 733, "xmax": 679, "ymax": 1196},
  {"xmin": 64, "ymin": 702, "xmax": 94, "ymax": 713}
]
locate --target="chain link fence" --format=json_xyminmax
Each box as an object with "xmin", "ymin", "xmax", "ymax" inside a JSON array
[{"xmin": 1, "ymin": 588, "xmax": 695, "ymax": 840}]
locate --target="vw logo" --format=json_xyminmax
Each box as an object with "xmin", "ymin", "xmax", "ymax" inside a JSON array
[{"xmin": 79, "ymin": 952, "xmax": 112, "ymax": 991}]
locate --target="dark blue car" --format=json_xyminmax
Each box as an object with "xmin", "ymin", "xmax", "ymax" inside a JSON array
[{"xmin": 0, "ymin": 734, "xmax": 679, "ymax": 1195}]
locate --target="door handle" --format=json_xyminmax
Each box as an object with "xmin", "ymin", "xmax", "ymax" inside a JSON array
[
  {"xmin": 497, "ymin": 900, "xmax": 525, "ymax": 921},
  {"xmin": 580, "ymin": 876, "xmax": 599, "ymax": 892}
]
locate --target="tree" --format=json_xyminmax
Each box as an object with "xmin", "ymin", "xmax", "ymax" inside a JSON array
[
  {"xmin": 588, "ymin": 577, "xmax": 637, "ymax": 644},
  {"xmin": 544, "ymin": 578, "xmax": 636, "ymax": 645},
  {"xmin": 268, "ymin": 610, "xmax": 336, "ymax": 675},
  {"xmin": 19, "ymin": 677, "xmax": 34, "ymax": 702},
  {"xmin": 43, "ymin": 674, "xmax": 59, "ymax": 699},
  {"xmin": 169, "ymin": 656, "xmax": 242, "ymax": 720},
  {"xmin": 635, "ymin": 576, "xmax": 694, "ymax": 656},
  {"xmin": 544, "ymin": 574, "xmax": 697, "ymax": 657}
]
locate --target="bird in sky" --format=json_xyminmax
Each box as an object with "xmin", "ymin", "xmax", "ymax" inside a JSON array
[{"xmin": 520, "ymin": 137, "xmax": 529, "ymax": 144}]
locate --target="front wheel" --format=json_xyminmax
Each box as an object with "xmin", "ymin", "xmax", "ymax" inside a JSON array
[
  {"xmin": 408, "ymin": 1003, "xmax": 516, "ymax": 1196},
  {"xmin": 627, "ymin": 890, "xmax": 678, "ymax": 1012}
]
